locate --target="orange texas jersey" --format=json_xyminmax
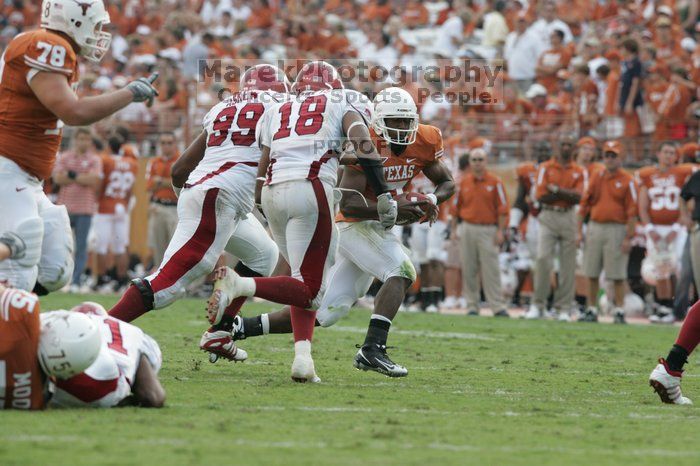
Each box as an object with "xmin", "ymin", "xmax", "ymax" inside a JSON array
[
  {"xmin": 0, "ymin": 287, "xmax": 46, "ymax": 410},
  {"xmin": 636, "ymin": 164, "xmax": 696, "ymax": 225},
  {"xmin": 0, "ymin": 29, "xmax": 79, "ymax": 180},
  {"xmin": 337, "ymin": 124, "xmax": 444, "ymax": 223},
  {"xmin": 99, "ymin": 154, "xmax": 139, "ymax": 215}
]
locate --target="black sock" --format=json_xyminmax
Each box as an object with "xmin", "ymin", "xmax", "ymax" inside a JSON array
[
  {"xmin": 213, "ymin": 314, "xmax": 235, "ymax": 333},
  {"xmin": 363, "ymin": 316, "xmax": 391, "ymax": 347},
  {"xmin": 243, "ymin": 316, "xmax": 263, "ymax": 338},
  {"xmin": 666, "ymin": 344, "xmax": 689, "ymax": 372}
]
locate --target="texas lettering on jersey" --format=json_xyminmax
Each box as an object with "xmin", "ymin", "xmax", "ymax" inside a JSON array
[{"xmin": 336, "ymin": 123, "xmax": 443, "ymax": 223}]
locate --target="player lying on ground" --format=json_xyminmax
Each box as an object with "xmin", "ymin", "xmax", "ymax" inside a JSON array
[
  {"xmin": 52, "ymin": 302, "xmax": 165, "ymax": 408},
  {"xmin": 108, "ymin": 65, "xmax": 290, "ymax": 363},
  {"xmin": 0, "ymin": 283, "xmax": 165, "ymax": 409},
  {"xmin": 206, "ymin": 61, "xmax": 398, "ymax": 383},
  {"xmin": 210, "ymin": 87, "xmax": 454, "ymax": 378},
  {"xmin": 0, "ymin": 0, "xmax": 158, "ymax": 294}
]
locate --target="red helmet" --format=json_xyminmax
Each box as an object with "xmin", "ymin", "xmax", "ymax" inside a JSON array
[
  {"xmin": 240, "ymin": 64, "xmax": 291, "ymax": 93},
  {"xmin": 291, "ymin": 61, "xmax": 344, "ymax": 94}
]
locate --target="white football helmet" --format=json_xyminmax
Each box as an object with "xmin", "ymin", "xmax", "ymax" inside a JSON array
[
  {"xmin": 38, "ymin": 310, "xmax": 102, "ymax": 379},
  {"xmin": 372, "ymin": 87, "xmax": 419, "ymax": 145},
  {"xmin": 41, "ymin": 0, "xmax": 112, "ymax": 63},
  {"xmin": 70, "ymin": 301, "xmax": 108, "ymax": 316}
]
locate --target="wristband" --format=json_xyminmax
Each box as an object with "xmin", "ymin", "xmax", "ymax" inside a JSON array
[{"xmin": 426, "ymin": 193, "xmax": 437, "ymax": 205}]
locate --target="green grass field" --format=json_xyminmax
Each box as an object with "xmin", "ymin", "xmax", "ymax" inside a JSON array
[{"xmin": 2, "ymin": 293, "xmax": 699, "ymax": 466}]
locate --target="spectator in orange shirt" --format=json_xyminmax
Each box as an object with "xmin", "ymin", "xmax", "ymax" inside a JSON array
[
  {"xmin": 362, "ymin": 0, "xmax": 393, "ymax": 23},
  {"xmin": 535, "ymin": 29, "xmax": 571, "ymax": 93},
  {"xmin": 401, "ymin": 0, "xmax": 430, "ymax": 28},
  {"xmin": 147, "ymin": 132, "xmax": 180, "ymax": 268},
  {"xmin": 246, "ymin": 0, "xmax": 273, "ymax": 30},
  {"xmin": 454, "ymin": 148, "xmax": 510, "ymax": 317},
  {"xmin": 578, "ymin": 140, "xmax": 638, "ymax": 323}
]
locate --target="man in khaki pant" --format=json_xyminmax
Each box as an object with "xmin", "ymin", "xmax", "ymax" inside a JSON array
[
  {"xmin": 525, "ymin": 135, "xmax": 586, "ymax": 321},
  {"xmin": 578, "ymin": 140, "xmax": 638, "ymax": 324},
  {"xmin": 454, "ymin": 148, "xmax": 510, "ymax": 317},
  {"xmin": 147, "ymin": 132, "xmax": 179, "ymax": 267}
]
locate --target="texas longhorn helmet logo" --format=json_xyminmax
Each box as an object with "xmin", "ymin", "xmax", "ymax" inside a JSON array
[{"xmin": 72, "ymin": 0, "xmax": 92, "ymax": 16}]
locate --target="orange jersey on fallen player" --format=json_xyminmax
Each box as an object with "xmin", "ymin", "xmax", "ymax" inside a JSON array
[
  {"xmin": 0, "ymin": 287, "xmax": 45, "ymax": 410},
  {"xmin": 337, "ymin": 124, "xmax": 444, "ymax": 223},
  {"xmin": 0, "ymin": 29, "xmax": 79, "ymax": 180},
  {"xmin": 637, "ymin": 164, "xmax": 696, "ymax": 225},
  {"xmin": 98, "ymin": 154, "xmax": 138, "ymax": 214}
]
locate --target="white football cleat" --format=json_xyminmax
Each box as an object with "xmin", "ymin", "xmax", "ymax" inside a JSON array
[
  {"xmin": 291, "ymin": 340, "xmax": 321, "ymax": 383},
  {"xmin": 291, "ymin": 354, "xmax": 321, "ymax": 383},
  {"xmin": 557, "ymin": 311, "xmax": 571, "ymax": 322},
  {"xmin": 649, "ymin": 307, "xmax": 675, "ymax": 324},
  {"xmin": 200, "ymin": 329, "xmax": 248, "ymax": 363},
  {"xmin": 649, "ymin": 358, "xmax": 692, "ymax": 405},
  {"xmin": 524, "ymin": 304, "xmax": 541, "ymax": 320},
  {"xmin": 207, "ymin": 266, "xmax": 244, "ymax": 325}
]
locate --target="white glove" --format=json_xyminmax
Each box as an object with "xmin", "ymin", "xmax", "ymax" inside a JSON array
[
  {"xmin": 0, "ymin": 231, "xmax": 26, "ymax": 260},
  {"xmin": 376, "ymin": 193, "xmax": 398, "ymax": 229}
]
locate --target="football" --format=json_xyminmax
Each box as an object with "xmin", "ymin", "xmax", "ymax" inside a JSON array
[{"xmin": 395, "ymin": 191, "xmax": 430, "ymax": 225}]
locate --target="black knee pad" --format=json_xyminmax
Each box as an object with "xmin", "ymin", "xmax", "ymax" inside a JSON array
[{"xmin": 131, "ymin": 278, "xmax": 155, "ymax": 310}]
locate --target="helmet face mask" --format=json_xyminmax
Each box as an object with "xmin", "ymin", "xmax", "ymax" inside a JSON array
[
  {"xmin": 372, "ymin": 87, "xmax": 419, "ymax": 146},
  {"xmin": 41, "ymin": 0, "xmax": 112, "ymax": 63}
]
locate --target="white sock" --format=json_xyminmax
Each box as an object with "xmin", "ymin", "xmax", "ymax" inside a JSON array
[
  {"xmin": 238, "ymin": 276, "xmax": 256, "ymax": 296},
  {"xmin": 261, "ymin": 313, "xmax": 270, "ymax": 335},
  {"xmin": 294, "ymin": 339, "xmax": 312, "ymax": 356},
  {"xmin": 370, "ymin": 314, "xmax": 392, "ymax": 324}
]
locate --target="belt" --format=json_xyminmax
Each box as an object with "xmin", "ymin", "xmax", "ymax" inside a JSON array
[
  {"xmin": 540, "ymin": 204, "xmax": 573, "ymax": 212},
  {"xmin": 152, "ymin": 198, "xmax": 177, "ymax": 207}
]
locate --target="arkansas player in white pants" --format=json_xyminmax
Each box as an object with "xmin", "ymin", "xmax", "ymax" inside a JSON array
[
  {"xmin": 108, "ymin": 65, "xmax": 288, "ymax": 362},
  {"xmin": 206, "ymin": 61, "xmax": 398, "ymax": 383}
]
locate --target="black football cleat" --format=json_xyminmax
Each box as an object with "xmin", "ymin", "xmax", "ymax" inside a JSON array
[{"xmin": 353, "ymin": 344, "xmax": 408, "ymax": 377}]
